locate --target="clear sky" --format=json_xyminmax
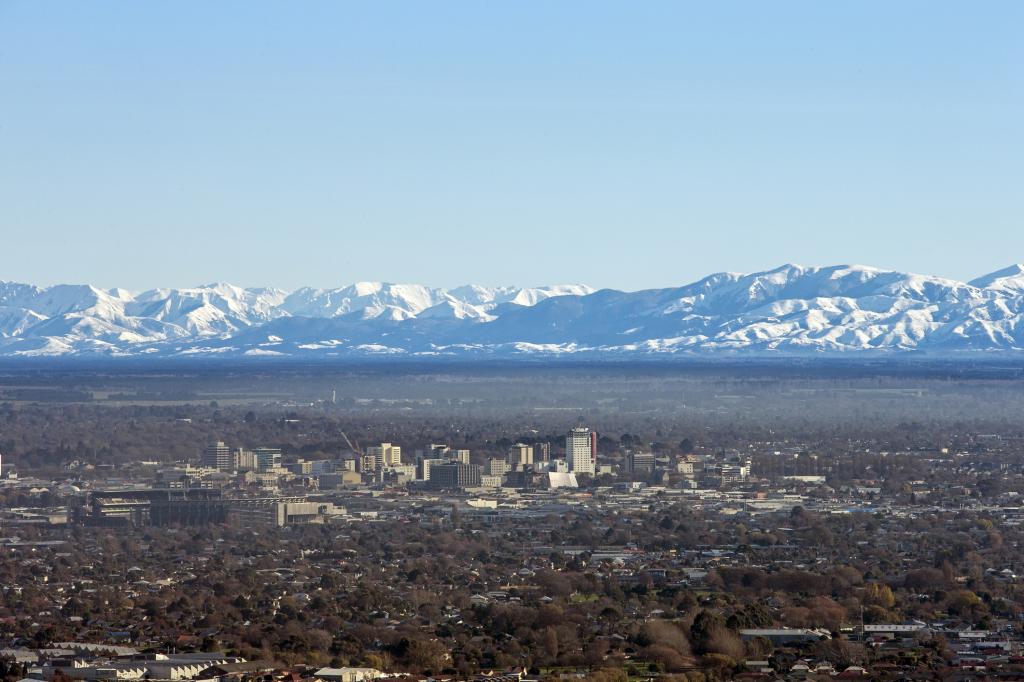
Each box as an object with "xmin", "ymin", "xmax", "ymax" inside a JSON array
[{"xmin": 1, "ymin": 2, "xmax": 1021, "ymax": 292}]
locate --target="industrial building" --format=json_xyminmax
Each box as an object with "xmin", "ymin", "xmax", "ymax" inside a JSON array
[
  {"xmin": 84, "ymin": 489, "xmax": 227, "ymax": 527},
  {"xmin": 83, "ymin": 490, "xmax": 340, "ymax": 527}
]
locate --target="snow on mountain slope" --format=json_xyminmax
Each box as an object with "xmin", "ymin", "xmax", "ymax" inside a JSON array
[
  {"xmin": 0, "ymin": 280, "xmax": 593, "ymax": 356},
  {"xmin": 0, "ymin": 307, "xmax": 47, "ymax": 338},
  {"xmin": 128, "ymin": 283, "xmax": 289, "ymax": 335},
  {"xmin": 282, "ymin": 282, "xmax": 440, "ymax": 320},
  {"xmin": 278, "ymin": 283, "xmax": 595, "ymax": 321},
  {"xmin": 0, "ymin": 266, "xmax": 1023, "ymax": 358},
  {"xmin": 447, "ymin": 284, "xmax": 595, "ymax": 308},
  {"xmin": 970, "ymin": 264, "xmax": 1024, "ymax": 295}
]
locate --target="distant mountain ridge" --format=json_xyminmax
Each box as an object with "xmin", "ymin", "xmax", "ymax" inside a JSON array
[{"xmin": 2, "ymin": 264, "xmax": 1024, "ymax": 358}]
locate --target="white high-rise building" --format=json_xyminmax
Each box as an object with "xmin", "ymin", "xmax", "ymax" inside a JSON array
[
  {"xmin": 203, "ymin": 441, "xmax": 232, "ymax": 471},
  {"xmin": 366, "ymin": 443, "xmax": 401, "ymax": 470},
  {"xmin": 234, "ymin": 448, "xmax": 257, "ymax": 470},
  {"xmin": 566, "ymin": 427, "xmax": 595, "ymax": 475}
]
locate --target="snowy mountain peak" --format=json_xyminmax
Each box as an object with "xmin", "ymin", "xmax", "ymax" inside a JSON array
[
  {"xmin": 349, "ymin": 281, "xmax": 387, "ymax": 296},
  {"xmin": 1, "ymin": 267, "xmax": 1023, "ymax": 358},
  {"xmin": 970, "ymin": 264, "xmax": 1024, "ymax": 292}
]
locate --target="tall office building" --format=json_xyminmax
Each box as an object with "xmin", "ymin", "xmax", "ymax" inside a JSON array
[
  {"xmin": 626, "ymin": 451, "xmax": 657, "ymax": 476},
  {"xmin": 365, "ymin": 443, "xmax": 402, "ymax": 471},
  {"xmin": 508, "ymin": 443, "xmax": 534, "ymax": 471},
  {"xmin": 486, "ymin": 458, "xmax": 510, "ymax": 476},
  {"xmin": 234, "ymin": 448, "xmax": 257, "ymax": 470},
  {"xmin": 566, "ymin": 427, "xmax": 596, "ymax": 475},
  {"xmin": 418, "ymin": 457, "xmax": 447, "ymax": 481},
  {"xmin": 254, "ymin": 447, "xmax": 283, "ymax": 471},
  {"xmin": 452, "ymin": 449, "xmax": 471, "ymax": 464},
  {"xmin": 429, "ymin": 462, "xmax": 482, "ymax": 489},
  {"xmin": 203, "ymin": 441, "xmax": 231, "ymax": 471},
  {"xmin": 535, "ymin": 442, "xmax": 551, "ymax": 462}
]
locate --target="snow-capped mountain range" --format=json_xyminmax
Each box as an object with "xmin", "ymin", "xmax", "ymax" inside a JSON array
[{"xmin": 2, "ymin": 264, "xmax": 1024, "ymax": 359}]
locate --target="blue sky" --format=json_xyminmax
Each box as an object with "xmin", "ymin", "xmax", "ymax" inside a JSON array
[{"xmin": 1, "ymin": 2, "xmax": 1021, "ymax": 291}]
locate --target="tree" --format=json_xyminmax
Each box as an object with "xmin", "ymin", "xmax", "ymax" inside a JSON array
[
  {"xmin": 727, "ymin": 604, "xmax": 772, "ymax": 630},
  {"xmin": 690, "ymin": 611, "xmax": 726, "ymax": 656},
  {"xmin": 946, "ymin": 590, "xmax": 983, "ymax": 617},
  {"xmin": 863, "ymin": 583, "xmax": 895, "ymax": 609}
]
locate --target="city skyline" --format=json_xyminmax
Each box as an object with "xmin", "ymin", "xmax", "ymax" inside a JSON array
[{"xmin": 4, "ymin": 4, "xmax": 1024, "ymax": 680}]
